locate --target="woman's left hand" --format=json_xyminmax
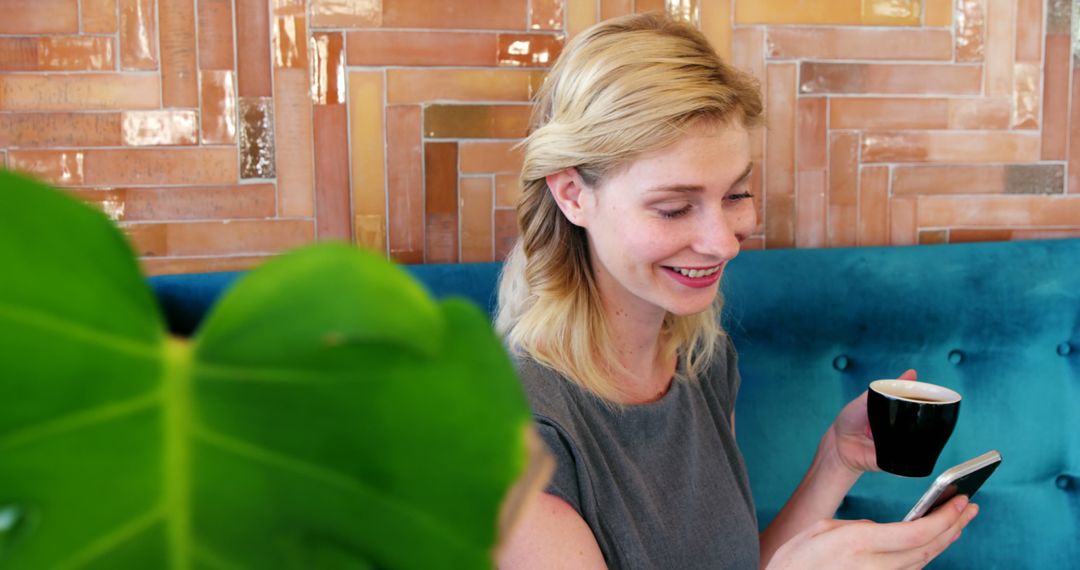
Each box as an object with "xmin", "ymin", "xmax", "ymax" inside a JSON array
[{"xmin": 827, "ymin": 369, "xmax": 918, "ymax": 474}]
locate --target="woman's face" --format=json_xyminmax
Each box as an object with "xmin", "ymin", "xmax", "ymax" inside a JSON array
[{"xmin": 579, "ymin": 120, "xmax": 756, "ymax": 322}]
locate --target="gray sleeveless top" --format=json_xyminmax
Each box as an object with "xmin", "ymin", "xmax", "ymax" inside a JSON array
[{"xmin": 515, "ymin": 339, "xmax": 759, "ymax": 569}]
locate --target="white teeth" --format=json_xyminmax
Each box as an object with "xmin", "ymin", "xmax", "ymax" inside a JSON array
[{"xmin": 673, "ymin": 266, "xmax": 720, "ymax": 278}]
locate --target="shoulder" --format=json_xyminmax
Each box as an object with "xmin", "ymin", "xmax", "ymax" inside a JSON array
[{"xmin": 512, "ymin": 354, "xmax": 580, "ymax": 419}]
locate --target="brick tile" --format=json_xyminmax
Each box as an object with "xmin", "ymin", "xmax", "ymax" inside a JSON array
[
  {"xmin": 354, "ymin": 214, "xmax": 387, "ymax": 255},
  {"xmin": 1015, "ymin": 0, "xmax": 1043, "ymax": 62},
  {"xmin": 566, "ymin": 0, "xmax": 597, "ymax": 38},
  {"xmin": 736, "ymin": 0, "xmax": 861, "ymax": 25},
  {"xmin": 1012, "ymin": 63, "xmax": 1040, "ymax": 129},
  {"xmin": 800, "ymin": 63, "xmax": 981, "ymax": 95},
  {"xmin": 767, "ymin": 28, "xmax": 952, "ymax": 61},
  {"xmin": 310, "ymin": 0, "xmax": 381, "ymax": 27},
  {"xmin": 425, "ymin": 142, "xmax": 459, "ymax": 263},
  {"xmin": 236, "ymin": 0, "xmax": 272, "ymax": 96},
  {"xmin": 494, "ymin": 209, "xmax": 518, "ymax": 260},
  {"xmin": 0, "ymin": 113, "xmax": 122, "ymax": 148},
  {"xmin": 0, "ymin": 37, "xmax": 116, "ymax": 71},
  {"xmin": 314, "ymin": 104, "xmax": 353, "ymax": 241},
  {"xmin": 460, "ymin": 141, "xmax": 525, "ymax": 174},
  {"xmin": 917, "ymin": 195, "xmax": 1080, "ymax": 227},
  {"xmin": 383, "ymin": 0, "xmax": 527, "ymax": 29},
  {"xmin": 311, "ymin": 33, "xmax": 345, "ymax": 105},
  {"xmin": 830, "ymin": 98, "xmax": 948, "ymax": 130},
  {"xmin": 387, "ymin": 69, "xmax": 546, "ymax": 105},
  {"xmin": 984, "ymin": 0, "xmax": 1015, "ymax": 96},
  {"xmin": 797, "ymin": 97, "xmax": 826, "ymax": 170},
  {"xmin": 238, "ymin": 97, "xmax": 276, "ymax": 179},
  {"xmin": 1003, "ymin": 164, "xmax": 1065, "ymax": 194},
  {"xmin": 1047, "ymin": 0, "xmax": 1071, "ymax": 34},
  {"xmin": 956, "ymin": 0, "xmax": 985, "ymax": 62},
  {"xmin": 894, "ymin": 164, "xmax": 1067, "ymax": 197},
  {"xmin": 947, "ymin": 229, "xmax": 1012, "ymax": 243},
  {"xmin": 947, "ymin": 98, "xmax": 1011, "ymax": 129},
  {"xmin": 348, "ymin": 31, "xmax": 496, "ymax": 67},
  {"xmin": 122, "ymin": 110, "xmax": 199, "ymax": 146},
  {"xmin": 495, "ymin": 174, "xmax": 521, "ymax": 208},
  {"xmin": 1071, "ymin": 67, "xmax": 1080, "ymax": 193},
  {"xmin": 424, "ymin": 105, "xmax": 531, "ymax": 139},
  {"xmin": 0, "ymin": 74, "xmax": 160, "ymax": 111},
  {"xmin": 918, "ymin": 229, "xmax": 948, "ymax": 244},
  {"xmin": 889, "ymin": 196, "xmax": 917, "ymax": 246},
  {"xmin": 600, "ymin": 0, "xmax": 633, "ymax": 20},
  {"xmin": 740, "ymin": 236, "xmax": 765, "ymax": 251},
  {"xmin": 160, "ymin": 0, "xmax": 198, "ymax": 108},
  {"xmin": 700, "ymin": 0, "xmax": 732, "ymax": 62},
  {"xmin": 126, "ymin": 219, "xmax": 314, "ymax": 257},
  {"xmin": 8, "ymin": 150, "xmax": 85, "ymax": 185},
  {"xmin": 1042, "ymin": 35, "xmax": 1070, "ymax": 160},
  {"xmin": 498, "ymin": 33, "xmax": 564, "ymax": 67},
  {"xmin": 1011, "ymin": 228, "xmax": 1080, "ymax": 240},
  {"xmin": 83, "ymin": 0, "xmax": 118, "ymax": 33},
  {"xmin": 924, "ymin": 0, "xmax": 952, "ymax": 27},
  {"xmin": 858, "ymin": 166, "xmax": 889, "ymax": 246},
  {"xmin": 200, "ymin": 70, "xmax": 238, "ymax": 145},
  {"xmin": 634, "ymin": 0, "xmax": 665, "ymax": 13},
  {"xmin": 120, "ymin": 0, "xmax": 158, "ymax": 70},
  {"xmin": 349, "ymin": 71, "xmax": 387, "ymax": 253},
  {"xmin": 272, "ymin": 12, "xmax": 308, "ymax": 69},
  {"xmin": 83, "ymin": 148, "xmax": 237, "ymax": 186},
  {"xmin": 1, "ymin": 0, "xmax": 77, "ymax": 34},
  {"xmin": 140, "ymin": 255, "xmax": 273, "ymax": 276},
  {"xmin": 862, "ymin": 0, "xmax": 920, "ymax": 25},
  {"xmin": 827, "ymin": 132, "xmax": 858, "ymax": 247},
  {"xmin": 732, "ymin": 27, "xmax": 764, "ymax": 83},
  {"xmin": 387, "ymin": 105, "xmax": 425, "ymax": 264},
  {"xmin": 861, "ymin": 132, "xmax": 1041, "ymax": 163},
  {"xmin": 795, "ymin": 170, "xmax": 826, "ymax": 248},
  {"xmin": 197, "ymin": 0, "xmax": 235, "ymax": 70},
  {"xmin": 531, "ymin": 0, "xmax": 565, "ymax": 30},
  {"xmin": 749, "ymin": 128, "xmax": 765, "ymax": 235},
  {"xmin": 893, "ymin": 165, "xmax": 1007, "ymax": 195},
  {"xmin": 765, "ymin": 64, "xmax": 795, "ymax": 248},
  {"xmin": 69, "ymin": 184, "xmax": 276, "ymax": 221},
  {"xmin": 274, "ymin": 68, "xmax": 315, "ymax": 216},
  {"xmin": 460, "ymin": 178, "xmax": 495, "ymax": 262}
]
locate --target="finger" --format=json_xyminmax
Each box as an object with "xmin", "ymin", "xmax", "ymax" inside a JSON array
[
  {"xmin": 898, "ymin": 369, "xmax": 918, "ymax": 381},
  {"xmin": 872, "ymin": 495, "xmax": 970, "ymax": 553},
  {"xmin": 891, "ymin": 503, "xmax": 979, "ymax": 569}
]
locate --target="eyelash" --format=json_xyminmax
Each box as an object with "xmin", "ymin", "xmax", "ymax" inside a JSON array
[{"xmin": 658, "ymin": 192, "xmax": 755, "ymax": 219}]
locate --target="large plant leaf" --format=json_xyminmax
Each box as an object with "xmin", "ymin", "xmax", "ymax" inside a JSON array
[{"xmin": 0, "ymin": 170, "xmax": 536, "ymax": 569}]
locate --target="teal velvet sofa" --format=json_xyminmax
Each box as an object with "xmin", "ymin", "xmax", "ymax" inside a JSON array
[{"xmin": 150, "ymin": 238, "xmax": 1080, "ymax": 569}]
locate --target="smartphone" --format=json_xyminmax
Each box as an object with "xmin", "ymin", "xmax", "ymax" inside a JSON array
[{"xmin": 902, "ymin": 450, "xmax": 1002, "ymax": 522}]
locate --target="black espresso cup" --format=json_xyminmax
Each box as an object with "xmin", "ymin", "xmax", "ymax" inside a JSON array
[{"xmin": 868, "ymin": 379, "xmax": 961, "ymax": 477}]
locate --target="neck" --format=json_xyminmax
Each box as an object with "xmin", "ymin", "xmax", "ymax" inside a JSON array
[{"xmin": 601, "ymin": 297, "xmax": 675, "ymax": 404}]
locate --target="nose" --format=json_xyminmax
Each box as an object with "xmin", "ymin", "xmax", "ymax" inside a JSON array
[{"xmin": 696, "ymin": 208, "xmax": 747, "ymax": 261}]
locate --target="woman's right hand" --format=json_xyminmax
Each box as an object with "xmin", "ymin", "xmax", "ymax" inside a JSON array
[{"xmin": 765, "ymin": 495, "xmax": 979, "ymax": 570}]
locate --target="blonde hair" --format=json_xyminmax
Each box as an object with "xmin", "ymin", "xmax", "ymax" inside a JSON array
[{"xmin": 495, "ymin": 12, "xmax": 764, "ymax": 404}]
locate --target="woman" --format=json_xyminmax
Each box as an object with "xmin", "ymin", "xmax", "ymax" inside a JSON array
[{"xmin": 495, "ymin": 12, "xmax": 979, "ymax": 570}]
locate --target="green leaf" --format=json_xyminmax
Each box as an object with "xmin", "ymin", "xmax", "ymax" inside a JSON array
[{"xmin": 0, "ymin": 170, "xmax": 534, "ymax": 569}]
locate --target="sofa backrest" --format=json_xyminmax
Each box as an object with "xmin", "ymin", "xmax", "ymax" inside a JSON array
[{"xmin": 149, "ymin": 238, "xmax": 1080, "ymax": 568}]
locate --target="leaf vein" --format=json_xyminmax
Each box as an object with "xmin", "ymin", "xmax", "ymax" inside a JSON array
[
  {"xmin": 0, "ymin": 303, "xmax": 160, "ymax": 359},
  {"xmin": 0, "ymin": 394, "xmax": 160, "ymax": 451},
  {"xmin": 55, "ymin": 509, "xmax": 164, "ymax": 570}
]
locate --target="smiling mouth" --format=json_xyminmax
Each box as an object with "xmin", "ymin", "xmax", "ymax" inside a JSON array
[{"xmin": 663, "ymin": 265, "xmax": 722, "ymax": 278}]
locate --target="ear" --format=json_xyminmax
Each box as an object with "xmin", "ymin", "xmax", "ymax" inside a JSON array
[{"xmin": 545, "ymin": 168, "xmax": 593, "ymax": 228}]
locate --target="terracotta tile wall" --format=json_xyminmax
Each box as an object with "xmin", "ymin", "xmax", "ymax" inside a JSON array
[{"xmin": 2, "ymin": 0, "xmax": 1078, "ymax": 274}]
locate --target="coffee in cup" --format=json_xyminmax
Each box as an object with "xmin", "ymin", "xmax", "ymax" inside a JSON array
[{"xmin": 867, "ymin": 380, "xmax": 961, "ymax": 477}]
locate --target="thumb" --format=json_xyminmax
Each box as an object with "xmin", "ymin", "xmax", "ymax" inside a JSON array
[{"xmin": 898, "ymin": 369, "xmax": 918, "ymax": 381}]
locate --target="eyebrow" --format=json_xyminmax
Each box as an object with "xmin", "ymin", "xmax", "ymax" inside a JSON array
[{"xmin": 645, "ymin": 163, "xmax": 754, "ymax": 195}]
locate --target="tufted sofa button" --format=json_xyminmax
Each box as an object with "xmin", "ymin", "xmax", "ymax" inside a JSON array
[
  {"xmin": 1058, "ymin": 343, "xmax": 1073, "ymax": 356},
  {"xmin": 1056, "ymin": 475, "xmax": 1074, "ymax": 490},
  {"xmin": 948, "ymin": 350, "xmax": 964, "ymax": 365},
  {"xmin": 833, "ymin": 355, "xmax": 850, "ymax": 372}
]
